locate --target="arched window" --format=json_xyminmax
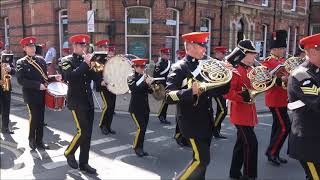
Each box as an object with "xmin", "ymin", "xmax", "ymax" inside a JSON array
[
  {"xmin": 165, "ymin": 8, "xmax": 179, "ymax": 62},
  {"xmin": 200, "ymin": 18, "xmax": 212, "ymax": 57},
  {"xmin": 4, "ymin": 17, "xmax": 9, "ymax": 46},
  {"xmin": 58, "ymin": 9, "xmax": 68, "ymax": 55},
  {"xmin": 125, "ymin": 6, "xmax": 151, "ymax": 61}
]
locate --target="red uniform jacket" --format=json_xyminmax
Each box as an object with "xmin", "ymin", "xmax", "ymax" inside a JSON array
[
  {"xmin": 224, "ymin": 64, "xmax": 258, "ymax": 126},
  {"xmin": 262, "ymin": 55, "xmax": 288, "ymax": 107}
]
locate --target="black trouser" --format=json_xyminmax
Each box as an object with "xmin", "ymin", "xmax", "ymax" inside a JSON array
[
  {"xmin": 158, "ymin": 100, "xmax": 168, "ymax": 119},
  {"xmin": 230, "ymin": 125, "xmax": 258, "ymax": 178},
  {"xmin": 177, "ymin": 137, "xmax": 211, "ymax": 179},
  {"xmin": 266, "ymin": 107, "xmax": 291, "ymax": 157},
  {"xmin": 27, "ymin": 103, "xmax": 45, "ymax": 144},
  {"xmin": 213, "ymin": 96, "xmax": 227, "ymax": 133},
  {"xmin": 299, "ymin": 161, "xmax": 320, "ymax": 180},
  {"xmin": 0, "ymin": 89, "xmax": 11, "ymax": 130},
  {"xmin": 64, "ymin": 108, "xmax": 94, "ymax": 165},
  {"xmin": 130, "ymin": 112, "xmax": 149, "ymax": 149},
  {"xmin": 99, "ymin": 89, "xmax": 116, "ymax": 129},
  {"xmin": 174, "ymin": 117, "xmax": 188, "ymax": 143}
]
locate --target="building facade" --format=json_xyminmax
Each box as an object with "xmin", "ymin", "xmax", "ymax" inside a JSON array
[
  {"xmin": 0, "ymin": 0, "xmax": 311, "ymax": 61},
  {"xmin": 310, "ymin": 0, "xmax": 320, "ymax": 35}
]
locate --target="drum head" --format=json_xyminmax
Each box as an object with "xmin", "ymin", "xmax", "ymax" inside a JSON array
[
  {"xmin": 47, "ymin": 82, "xmax": 68, "ymax": 96},
  {"xmin": 103, "ymin": 55, "xmax": 133, "ymax": 95}
]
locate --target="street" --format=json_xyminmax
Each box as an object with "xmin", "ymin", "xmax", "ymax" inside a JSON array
[{"xmin": 0, "ymin": 94, "xmax": 305, "ymax": 180}]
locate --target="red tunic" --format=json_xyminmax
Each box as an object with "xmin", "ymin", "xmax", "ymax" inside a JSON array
[
  {"xmin": 224, "ymin": 65, "xmax": 258, "ymax": 126},
  {"xmin": 262, "ymin": 55, "xmax": 288, "ymax": 107}
]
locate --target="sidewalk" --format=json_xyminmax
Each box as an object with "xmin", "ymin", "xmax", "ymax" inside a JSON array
[{"xmin": 10, "ymin": 76, "xmax": 270, "ymax": 115}]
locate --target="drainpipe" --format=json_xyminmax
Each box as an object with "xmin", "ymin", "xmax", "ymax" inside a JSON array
[
  {"xmin": 193, "ymin": 0, "xmax": 197, "ymax": 31},
  {"xmin": 307, "ymin": 0, "xmax": 312, "ymax": 35},
  {"xmin": 21, "ymin": 0, "xmax": 26, "ymax": 37},
  {"xmin": 273, "ymin": 0, "xmax": 277, "ymax": 31},
  {"xmin": 219, "ymin": 0, "xmax": 223, "ymax": 46}
]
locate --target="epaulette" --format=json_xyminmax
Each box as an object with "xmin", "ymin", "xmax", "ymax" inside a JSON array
[
  {"xmin": 59, "ymin": 55, "xmax": 73, "ymax": 70},
  {"xmin": 60, "ymin": 55, "xmax": 73, "ymax": 63}
]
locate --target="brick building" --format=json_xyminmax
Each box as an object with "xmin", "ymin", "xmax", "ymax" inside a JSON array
[{"xmin": 0, "ymin": 0, "xmax": 311, "ymax": 61}]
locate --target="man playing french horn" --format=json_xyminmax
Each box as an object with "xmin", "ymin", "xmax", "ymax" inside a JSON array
[
  {"xmin": 262, "ymin": 30, "xmax": 291, "ymax": 166},
  {"xmin": 165, "ymin": 32, "xmax": 230, "ymax": 179}
]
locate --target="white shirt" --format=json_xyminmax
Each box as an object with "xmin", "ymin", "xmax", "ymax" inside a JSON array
[{"xmin": 44, "ymin": 47, "xmax": 56, "ymax": 64}]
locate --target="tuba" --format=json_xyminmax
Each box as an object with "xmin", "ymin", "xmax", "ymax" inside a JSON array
[
  {"xmin": 245, "ymin": 63, "xmax": 284, "ymax": 102},
  {"xmin": 191, "ymin": 56, "xmax": 233, "ymax": 106}
]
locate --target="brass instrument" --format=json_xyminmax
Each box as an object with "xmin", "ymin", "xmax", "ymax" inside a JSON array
[
  {"xmin": 143, "ymin": 72, "xmax": 166, "ymax": 101},
  {"xmin": 191, "ymin": 56, "xmax": 233, "ymax": 106},
  {"xmin": 1, "ymin": 54, "xmax": 13, "ymax": 91},
  {"xmin": 245, "ymin": 64, "xmax": 285, "ymax": 102},
  {"xmin": 1, "ymin": 63, "xmax": 11, "ymax": 91},
  {"xmin": 281, "ymin": 56, "xmax": 305, "ymax": 89}
]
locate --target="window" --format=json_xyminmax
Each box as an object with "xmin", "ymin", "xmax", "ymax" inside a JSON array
[
  {"xmin": 165, "ymin": 8, "xmax": 179, "ymax": 62},
  {"xmin": 313, "ymin": 0, "xmax": 320, "ymax": 2},
  {"xmin": 260, "ymin": 24, "xmax": 268, "ymax": 59},
  {"xmin": 125, "ymin": 6, "xmax": 151, "ymax": 60},
  {"xmin": 237, "ymin": 19, "xmax": 245, "ymax": 44},
  {"xmin": 58, "ymin": 9, "xmax": 68, "ymax": 55},
  {"xmin": 311, "ymin": 24, "xmax": 320, "ymax": 35},
  {"xmin": 262, "ymin": 0, "xmax": 268, "ymax": 6},
  {"xmin": 4, "ymin": 17, "xmax": 9, "ymax": 46},
  {"xmin": 291, "ymin": 0, "xmax": 297, "ymax": 11},
  {"xmin": 200, "ymin": 18, "xmax": 211, "ymax": 57}
]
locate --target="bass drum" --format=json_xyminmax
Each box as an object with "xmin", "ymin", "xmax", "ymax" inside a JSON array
[{"xmin": 103, "ymin": 55, "xmax": 133, "ymax": 95}]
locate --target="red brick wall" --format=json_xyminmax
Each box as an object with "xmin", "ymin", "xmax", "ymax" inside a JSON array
[{"xmin": 0, "ymin": 0, "xmax": 310, "ymax": 59}]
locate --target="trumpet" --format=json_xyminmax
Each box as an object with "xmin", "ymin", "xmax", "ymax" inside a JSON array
[
  {"xmin": 189, "ymin": 56, "xmax": 233, "ymax": 106},
  {"xmin": 143, "ymin": 73, "xmax": 166, "ymax": 100},
  {"xmin": 244, "ymin": 64, "xmax": 285, "ymax": 102}
]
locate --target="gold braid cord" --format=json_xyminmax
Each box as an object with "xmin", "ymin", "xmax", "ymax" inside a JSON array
[{"xmin": 26, "ymin": 56, "xmax": 48, "ymax": 81}]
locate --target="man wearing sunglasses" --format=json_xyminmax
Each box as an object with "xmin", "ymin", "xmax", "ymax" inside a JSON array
[{"xmin": 165, "ymin": 32, "xmax": 230, "ymax": 179}]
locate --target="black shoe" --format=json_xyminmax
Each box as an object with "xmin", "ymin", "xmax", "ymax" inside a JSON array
[
  {"xmin": 229, "ymin": 173, "xmax": 242, "ymax": 180},
  {"xmin": 79, "ymin": 164, "xmax": 97, "ymax": 174},
  {"xmin": 159, "ymin": 116, "xmax": 171, "ymax": 124},
  {"xmin": 239, "ymin": 176, "xmax": 256, "ymax": 180},
  {"xmin": 1, "ymin": 128, "xmax": 14, "ymax": 134},
  {"xmin": 134, "ymin": 148, "xmax": 145, "ymax": 157},
  {"xmin": 29, "ymin": 139, "xmax": 37, "ymax": 150},
  {"xmin": 143, "ymin": 151, "xmax": 149, "ymax": 156},
  {"xmin": 36, "ymin": 142, "xmax": 50, "ymax": 150},
  {"xmin": 277, "ymin": 156, "xmax": 288, "ymax": 164},
  {"xmin": 100, "ymin": 127, "xmax": 109, "ymax": 135},
  {"xmin": 65, "ymin": 154, "xmax": 78, "ymax": 169},
  {"xmin": 267, "ymin": 155, "xmax": 281, "ymax": 166},
  {"xmin": 108, "ymin": 129, "xmax": 116, "ymax": 134}
]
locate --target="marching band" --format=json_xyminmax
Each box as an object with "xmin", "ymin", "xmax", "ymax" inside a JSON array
[{"xmin": 0, "ymin": 30, "xmax": 319, "ymax": 179}]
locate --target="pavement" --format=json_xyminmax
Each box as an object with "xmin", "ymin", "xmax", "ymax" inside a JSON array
[
  {"xmin": 10, "ymin": 75, "xmax": 270, "ymax": 115},
  {"xmin": 0, "ymin": 97, "xmax": 304, "ymax": 179}
]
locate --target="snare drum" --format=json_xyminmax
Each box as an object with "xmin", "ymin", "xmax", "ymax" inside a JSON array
[{"xmin": 45, "ymin": 82, "xmax": 68, "ymax": 111}]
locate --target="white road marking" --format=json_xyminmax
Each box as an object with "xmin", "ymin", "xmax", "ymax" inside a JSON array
[
  {"xmin": 129, "ymin": 129, "xmax": 154, "ymax": 135},
  {"xmin": 11, "ymin": 95, "xmax": 24, "ymax": 102},
  {"xmin": 42, "ymin": 156, "xmax": 67, "ymax": 170},
  {"xmin": 101, "ymin": 144, "xmax": 132, "ymax": 155},
  {"xmin": 259, "ymin": 122, "xmax": 272, "ymax": 127},
  {"xmin": 163, "ymin": 125, "xmax": 176, "ymax": 130},
  {"xmin": 90, "ymin": 137, "xmax": 116, "ymax": 146},
  {"xmin": 146, "ymin": 136, "xmax": 171, "ymax": 143}
]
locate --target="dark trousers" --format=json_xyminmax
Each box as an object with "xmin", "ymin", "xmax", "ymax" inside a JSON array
[
  {"xmin": 158, "ymin": 100, "xmax": 168, "ymax": 119},
  {"xmin": 213, "ymin": 96, "xmax": 227, "ymax": 132},
  {"xmin": 174, "ymin": 117, "xmax": 188, "ymax": 143},
  {"xmin": 266, "ymin": 107, "xmax": 291, "ymax": 157},
  {"xmin": 230, "ymin": 125, "xmax": 258, "ymax": 178},
  {"xmin": 177, "ymin": 137, "xmax": 211, "ymax": 179},
  {"xmin": 0, "ymin": 89, "xmax": 11, "ymax": 129},
  {"xmin": 99, "ymin": 89, "xmax": 116, "ymax": 129},
  {"xmin": 27, "ymin": 103, "xmax": 45, "ymax": 143},
  {"xmin": 130, "ymin": 112, "xmax": 149, "ymax": 149},
  {"xmin": 64, "ymin": 108, "xmax": 94, "ymax": 164},
  {"xmin": 299, "ymin": 161, "xmax": 320, "ymax": 180}
]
